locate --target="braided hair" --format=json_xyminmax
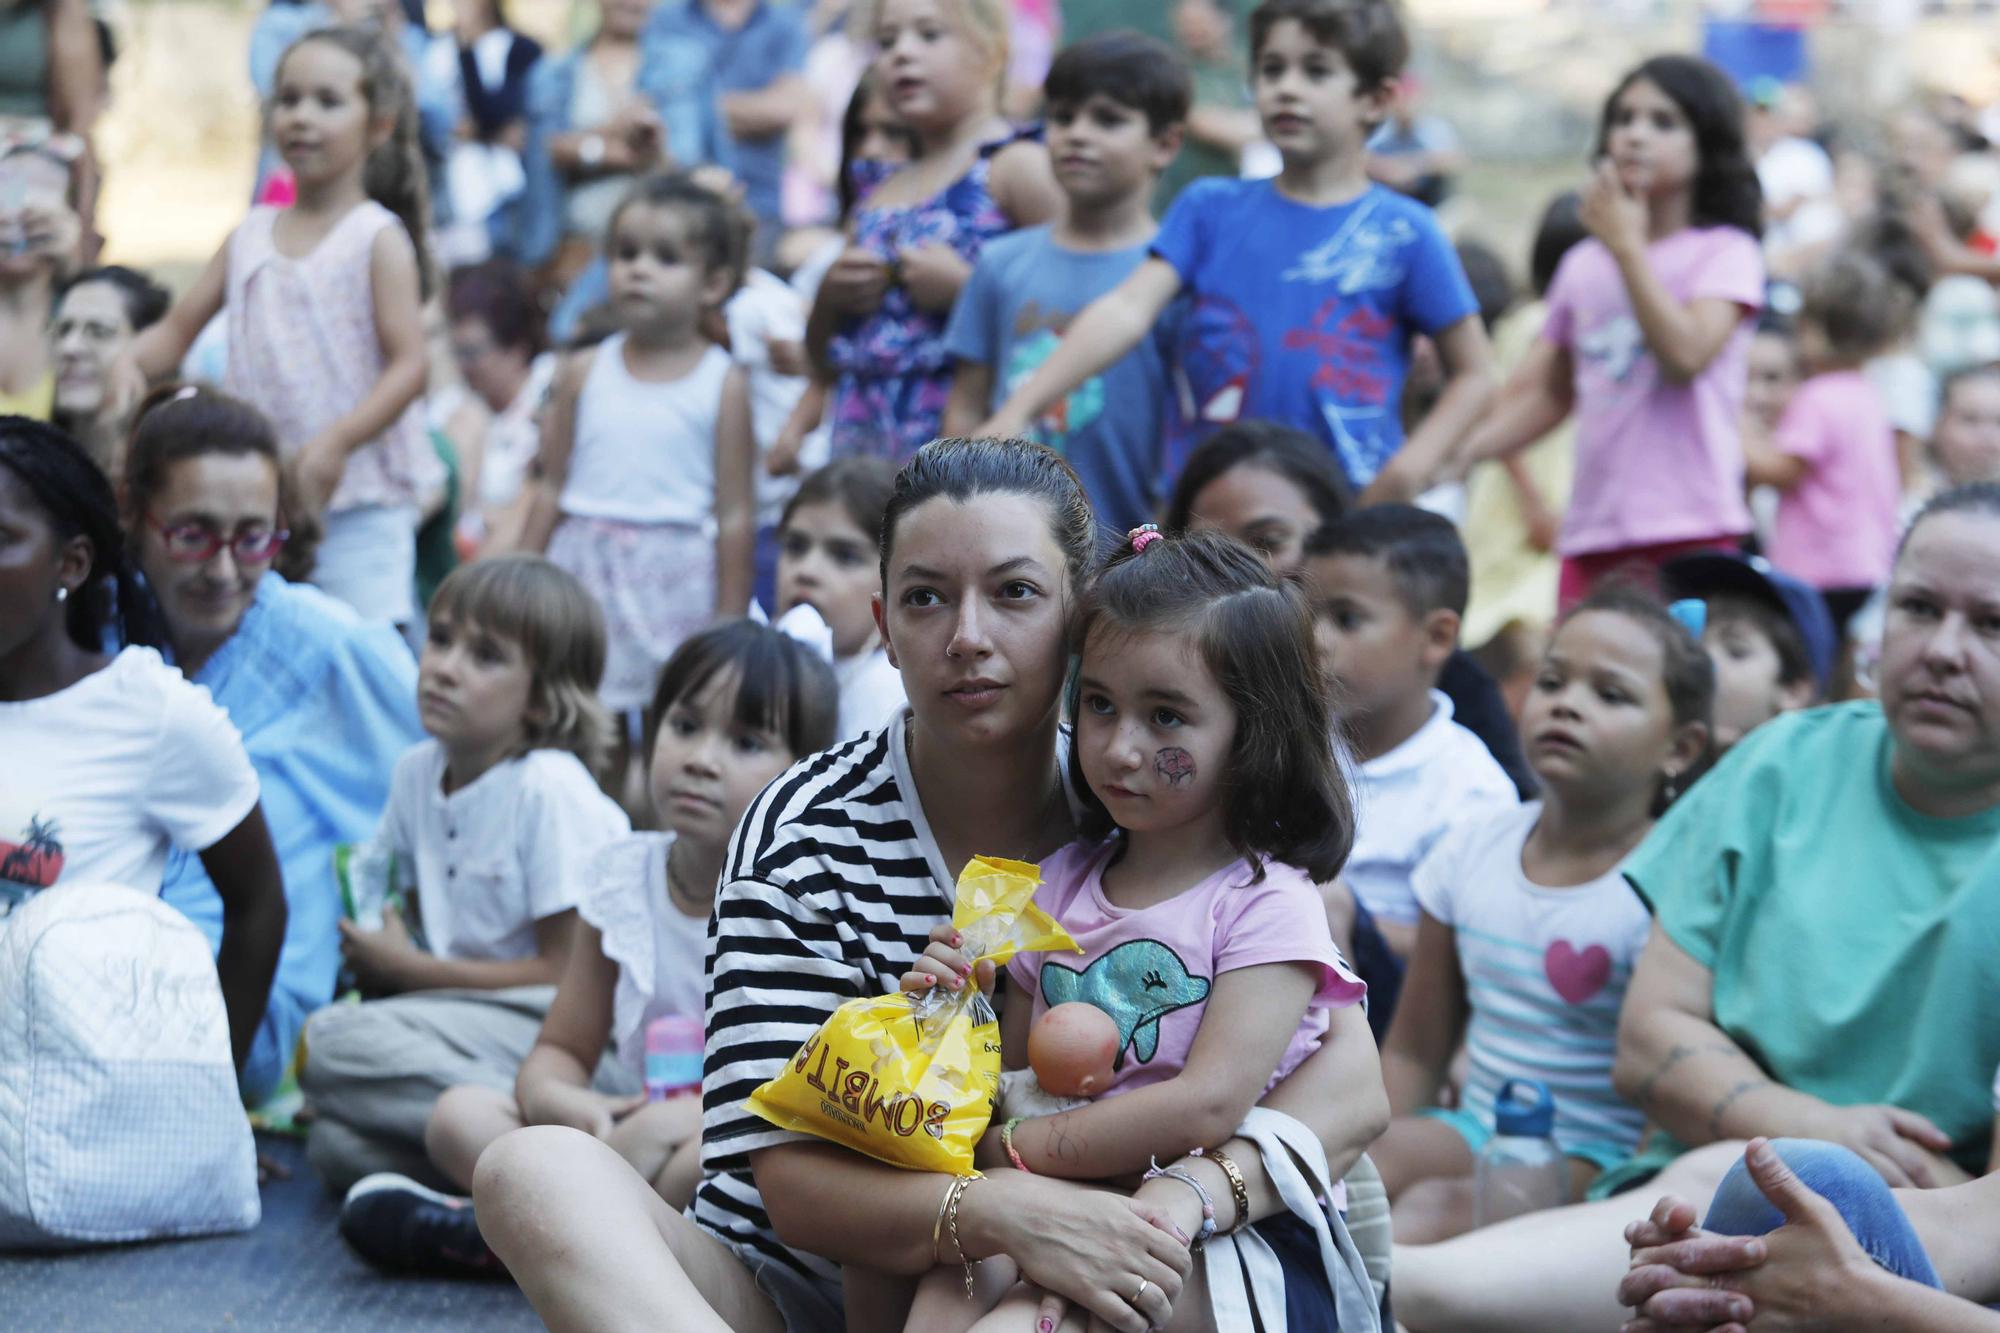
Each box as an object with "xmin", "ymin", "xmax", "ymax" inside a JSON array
[{"xmin": 0, "ymin": 416, "xmax": 163, "ymax": 651}]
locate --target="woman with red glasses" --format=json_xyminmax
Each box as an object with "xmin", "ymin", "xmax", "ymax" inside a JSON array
[
  {"xmin": 121, "ymin": 385, "xmax": 424, "ymax": 1103},
  {"xmin": 0, "ymin": 411, "xmax": 284, "ymax": 1077}
]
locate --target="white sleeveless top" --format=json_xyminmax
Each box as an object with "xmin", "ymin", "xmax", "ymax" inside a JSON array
[
  {"xmin": 559, "ymin": 335, "xmax": 732, "ymax": 527},
  {"xmin": 225, "ymin": 202, "xmax": 441, "ymax": 515}
]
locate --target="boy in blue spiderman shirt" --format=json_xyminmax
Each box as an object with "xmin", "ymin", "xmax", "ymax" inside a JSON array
[{"xmin": 981, "ymin": 0, "xmax": 1493, "ymax": 503}]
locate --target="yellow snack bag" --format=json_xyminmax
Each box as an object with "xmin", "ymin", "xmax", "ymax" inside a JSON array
[{"xmin": 744, "ymin": 856, "xmax": 1079, "ymax": 1174}]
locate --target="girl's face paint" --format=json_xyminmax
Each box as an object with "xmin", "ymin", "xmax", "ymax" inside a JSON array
[{"xmin": 1155, "ymin": 747, "xmax": 1195, "ymax": 786}]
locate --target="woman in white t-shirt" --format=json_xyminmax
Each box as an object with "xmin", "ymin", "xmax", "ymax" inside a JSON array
[{"xmin": 0, "ymin": 418, "xmax": 285, "ymax": 1076}]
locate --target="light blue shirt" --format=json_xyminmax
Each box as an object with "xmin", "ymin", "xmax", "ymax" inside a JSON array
[{"xmin": 160, "ymin": 575, "xmax": 421, "ymax": 1045}]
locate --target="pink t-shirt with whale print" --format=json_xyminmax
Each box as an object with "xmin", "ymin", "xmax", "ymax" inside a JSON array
[{"xmin": 1007, "ymin": 836, "xmax": 1364, "ymax": 1099}]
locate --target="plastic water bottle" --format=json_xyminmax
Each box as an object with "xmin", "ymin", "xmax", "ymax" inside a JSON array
[
  {"xmin": 1474, "ymin": 1078, "xmax": 1569, "ymax": 1228},
  {"xmin": 645, "ymin": 1015, "xmax": 704, "ymax": 1101}
]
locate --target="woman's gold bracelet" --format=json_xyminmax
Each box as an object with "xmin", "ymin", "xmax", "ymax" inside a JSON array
[{"xmin": 1207, "ymin": 1147, "xmax": 1251, "ymax": 1236}]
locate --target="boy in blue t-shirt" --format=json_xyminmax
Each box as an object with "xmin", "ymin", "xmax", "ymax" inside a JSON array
[
  {"xmin": 941, "ymin": 32, "xmax": 1192, "ymax": 534},
  {"xmin": 982, "ymin": 0, "xmax": 1495, "ymax": 503}
]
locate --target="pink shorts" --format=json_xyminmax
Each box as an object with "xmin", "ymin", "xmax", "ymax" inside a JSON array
[{"xmin": 1557, "ymin": 537, "xmax": 1742, "ymax": 612}]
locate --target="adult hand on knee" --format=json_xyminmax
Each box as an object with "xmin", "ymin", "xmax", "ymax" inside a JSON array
[
  {"xmin": 977, "ymin": 1183, "xmax": 1189, "ymax": 1333},
  {"xmin": 1702, "ymin": 1138, "xmax": 1885, "ymax": 1333},
  {"xmin": 1807, "ymin": 1104, "xmax": 1956, "ymax": 1189},
  {"xmin": 1618, "ymin": 1194, "xmax": 1760, "ymax": 1331}
]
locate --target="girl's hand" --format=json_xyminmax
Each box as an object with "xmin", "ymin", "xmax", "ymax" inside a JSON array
[
  {"xmin": 337, "ymin": 904, "xmax": 421, "ymax": 993},
  {"xmin": 528, "ymin": 1083, "xmax": 648, "ymax": 1140},
  {"xmin": 974, "ymin": 403, "xmax": 1033, "ymax": 442},
  {"xmin": 764, "ymin": 421, "xmax": 805, "ymax": 477},
  {"xmin": 821, "ymin": 246, "xmax": 891, "ymax": 315},
  {"xmin": 896, "ymin": 242, "xmax": 970, "ymax": 313},
  {"xmin": 1582, "ymin": 158, "xmax": 1649, "ymax": 260},
  {"xmin": 898, "ymin": 923, "xmax": 994, "ymax": 996},
  {"xmin": 1356, "ymin": 450, "xmax": 1428, "ymax": 507},
  {"xmin": 296, "ymin": 432, "xmax": 348, "ymax": 515},
  {"xmin": 977, "ymin": 1180, "xmax": 1190, "ymax": 1333}
]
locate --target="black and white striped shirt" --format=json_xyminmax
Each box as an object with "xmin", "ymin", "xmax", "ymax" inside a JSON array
[{"xmin": 695, "ymin": 714, "xmax": 963, "ymax": 1294}]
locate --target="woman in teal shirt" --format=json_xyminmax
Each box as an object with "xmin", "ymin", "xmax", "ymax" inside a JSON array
[
  {"xmin": 124, "ymin": 387, "xmax": 422, "ymax": 1104},
  {"xmin": 1393, "ymin": 482, "xmax": 2000, "ymax": 1332}
]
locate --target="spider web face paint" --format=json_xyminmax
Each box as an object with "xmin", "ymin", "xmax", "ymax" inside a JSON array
[{"xmin": 1155, "ymin": 747, "xmax": 1195, "ymax": 787}]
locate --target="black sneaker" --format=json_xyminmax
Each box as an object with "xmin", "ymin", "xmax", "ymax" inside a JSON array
[{"xmin": 339, "ymin": 1173, "xmax": 507, "ymax": 1279}]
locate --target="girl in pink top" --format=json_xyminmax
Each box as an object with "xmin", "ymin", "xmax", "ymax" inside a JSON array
[
  {"xmin": 901, "ymin": 527, "xmax": 1364, "ymax": 1332},
  {"xmin": 1745, "ymin": 250, "xmax": 1903, "ymax": 639},
  {"xmin": 1461, "ymin": 55, "xmax": 1765, "ymax": 609},
  {"xmin": 131, "ymin": 27, "xmax": 436, "ymax": 626}
]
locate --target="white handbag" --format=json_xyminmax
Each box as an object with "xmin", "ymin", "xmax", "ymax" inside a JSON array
[
  {"xmin": 1202, "ymin": 1108, "xmax": 1385, "ymax": 1333},
  {"xmin": 0, "ymin": 882, "xmax": 259, "ymax": 1248}
]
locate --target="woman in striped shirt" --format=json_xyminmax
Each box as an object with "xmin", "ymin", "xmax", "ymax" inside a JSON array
[{"xmin": 472, "ymin": 437, "xmax": 1390, "ymax": 1333}]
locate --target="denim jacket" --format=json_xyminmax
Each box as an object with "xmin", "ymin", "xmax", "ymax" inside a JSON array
[{"xmin": 513, "ymin": 27, "xmax": 705, "ymax": 266}]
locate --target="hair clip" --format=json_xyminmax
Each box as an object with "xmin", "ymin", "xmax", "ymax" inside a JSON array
[
  {"xmin": 1667, "ymin": 598, "xmax": 1707, "ymax": 639},
  {"xmin": 1128, "ymin": 524, "xmax": 1162, "ymax": 554},
  {"xmin": 171, "ymin": 385, "xmax": 198, "ymax": 402}
]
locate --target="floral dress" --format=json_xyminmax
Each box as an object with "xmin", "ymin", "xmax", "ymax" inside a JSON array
[{"xmin": 826, "ymin": 128, "xmax": 1037, "ymax": 462}]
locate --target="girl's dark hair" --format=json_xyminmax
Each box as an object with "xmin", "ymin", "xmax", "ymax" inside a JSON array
[
  {"xmin": 607, "ymin": 170, "xmax": 748, "ymax": 304},
  {"xmin": 281, "ymin": 27, "xmax": 436, "ymax": 299},
  {"xmin": 1597, "ymin": 55, "xmax": 1763, "ymax": 239},
  {"xmin": 644, "ymin": 619, "xmax": 841, "ymax": 766},
  {"xmin": 1456, "ymin": 238, "xmax": 1514, "ymax": 332},
  {"xmin": 1162, "ymin": 420, "xmax": 1353, "ymax": 535},
  {"xmin": 1561, "ymin": 583, "xmax": 1714, "ymax": 809},
  {"xmin": 1898, "ymin": 479, "xmax": 2000, "ymax": 560},
  {"xmin": 57, "ymin": 265, "xmax": 171, "ymax": 331},
  {"xmin": 445, "ymin": 258, "xmax": 546, "ymax": 357},
  {"xmin": 880, "ymin": 437, "xmax": 1098, "ymax": 592},
  {"xmin": 1072, "ymin": 529, "xmax": 1353, "ymax": 881},
  {"xmin": 0, "ymin": 416, "xmax": 161, "ymax": 651},
  {"xmin": 1529, "ymin": 190, "xmax": 1587, "ymax": 297},
  {"xmin": 782, "ymin": 455, "xmax": 897, "ymax": 542},
  {"xmin": 838, "ymin": 71, "xmax": 916, "ymax": 224}
]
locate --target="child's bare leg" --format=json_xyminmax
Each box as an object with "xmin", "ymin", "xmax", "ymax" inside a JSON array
[
  {"xmin": 1394, "ymin": 1151, "xmax": 1605, "ymax": 1243},
  {"xmin": 604, "ymin": 1095, "xmax": 701, "ymax": 1192},
  {"xmin": 1372, "ymin": 1114, "xmax": 1475, "ymax": 1200},
  {"xmin": 905, "ymin": 1258, "xmax": 1021, "ymax": 1333},
  {"xmin": 651, "ymin": 1136, "xmax": 703, "ymax": 1209},
  {"xmin": 425, "ymin": 1084, "xmax": 526, "ymax": 1191}
]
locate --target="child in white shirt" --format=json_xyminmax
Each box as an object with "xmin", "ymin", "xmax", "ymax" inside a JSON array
[
  {"xmin": 300, "ymin": 556, "xmax": 630, "ymax": 1194},
  {"xmin": 1301, "ymin": 506, "xmax": 1518, "ymax": 971}
]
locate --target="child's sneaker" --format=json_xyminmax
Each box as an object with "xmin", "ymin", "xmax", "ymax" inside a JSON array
[{"xmin": 338, "ymin": 1173, "xmax": 507, "ymax": 1279}]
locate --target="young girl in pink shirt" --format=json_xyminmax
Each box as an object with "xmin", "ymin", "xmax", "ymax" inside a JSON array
[
  {"xmin": 1461, "ymin": 55, "xmax": 1765, "ymax": 608},
  {"xmin": 1745, "ymin": 249, "xmax": 1902, "ymax": 640},
  {"xmin": 901, "ymin": 527, "xmax": 1366, "ymax": 1332}
]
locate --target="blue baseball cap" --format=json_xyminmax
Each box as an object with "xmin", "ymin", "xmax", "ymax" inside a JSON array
[{"xmin": 1661, "ymin": 552, "xmax": 1837, "ymax": 696}]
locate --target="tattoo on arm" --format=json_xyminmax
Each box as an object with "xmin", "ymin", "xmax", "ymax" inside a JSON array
[
  {"xmin": 1707, "ymin": 1078, "xmax": 1773, "ymax": 1140},
  {"xmin": 1047, "ymin": 1111, "xmax": 1083, "ymax": 1166},
  {"xmin": 1632, "ymin": 1041, "xmax": 1749, "ymax": 1108}
]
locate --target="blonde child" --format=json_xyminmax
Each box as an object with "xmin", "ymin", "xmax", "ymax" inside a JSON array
[
  {"xmin": 902, "ymin": 528, "xmax": 1369, "ymax": 1332},
  {"xmin": 1372, "ymin": 587, "xmax": 1713, "ymax": 1243},
  {"xmin": 1459, "ymin": 54, "xmax": 1766, "ymax": 608},
  {"xmin": 772, "ymin": 456, "xmax": 905, "ymax": 741},
  {"xmin": 808, "ymin": 0, "xmax": 1061, "ymax": 462},
  {"xmin": 338, "ymin": 620, "xmax": 839, "ymax": 1276},
  {"xmin": 1745, "ymin": 250, "xmax": 1904, "ymax": 642},
  {"xmin": 298, "ymin": 556, "xmax": 631, "ymax": 1196},
  {"xmin": 130, "ymin": 26, "xmax": 438, "ymax": 625},
  {"xmin": 522, "ymin": 171, "xmax": 756, "ymax": 724}
]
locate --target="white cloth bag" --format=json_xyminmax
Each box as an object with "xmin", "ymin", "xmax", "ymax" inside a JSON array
[{"xmin": 0, "ymin": 882, "xmax": 259, "ymax": 1248}]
